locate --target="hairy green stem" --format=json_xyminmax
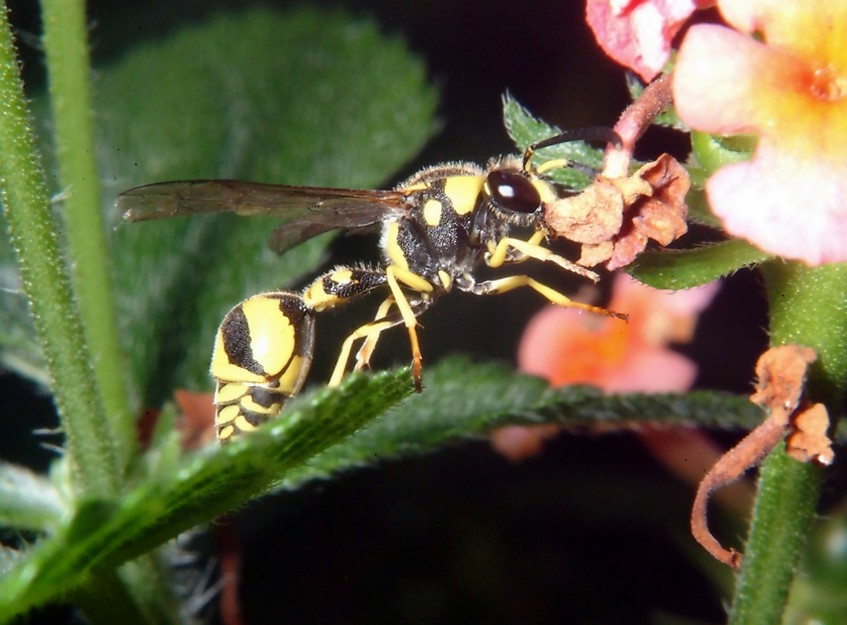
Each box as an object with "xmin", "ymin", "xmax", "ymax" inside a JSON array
[
  {"xmin": 41, "ymin": 0, "xmax": 135, "ymax": 468},
  {"xmin": 0, "ymin": 3, "xmax": 117, "ymax": 495},
  {"xmin": 729, "ymin": 261, "xmax": 847, "ymax": 625}
]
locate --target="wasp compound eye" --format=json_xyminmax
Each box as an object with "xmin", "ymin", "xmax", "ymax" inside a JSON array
[{"xmin": 486, "ymin": 170, "xmax": 541, "ymax": 214}]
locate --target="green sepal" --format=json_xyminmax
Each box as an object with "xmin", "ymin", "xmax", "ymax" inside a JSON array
[{"xmin": 691, "ymin": 131, "xmax": 756, "ymax": 175}]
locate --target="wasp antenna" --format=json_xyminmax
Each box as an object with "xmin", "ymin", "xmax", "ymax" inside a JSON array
[{"xmin": 523, "ymin": 127, "xmax": 623, "ymax": 172}]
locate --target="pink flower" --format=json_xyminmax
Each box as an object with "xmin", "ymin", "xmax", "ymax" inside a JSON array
[
  {"xmin": 491, "ymin": 274, "xmax": 719, "ymax": 460},
  {"xmin": 586, "ymin": 0, "xmax": 713, "ymax": 82},
  {"xmin": 673, "ymin": 0, "xmax": 847, "ymax": 265},
  {"xmin": 518, "ymin": 274, "xmax": 716, "ymax": 393}
]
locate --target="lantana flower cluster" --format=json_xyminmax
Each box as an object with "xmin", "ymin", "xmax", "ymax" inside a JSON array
[{"xmin": 589, "ymin": 0, "xmax": 847, "ymax": 265}]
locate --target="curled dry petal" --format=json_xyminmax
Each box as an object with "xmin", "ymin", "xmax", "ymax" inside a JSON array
[
  {"xmin": 691, "ymin": 344, "xmax": 825, "ymax": 568},
  {"xmin": 786, "ymin": 403, "xmax": 834, "ymax": 466},
  {"xmin": 543, "ymin": 154, "xmax": 689, "ymax": 269},
  {"xmin": 749, "ymin": 344, "xmax": 817, "ymax": 419}
]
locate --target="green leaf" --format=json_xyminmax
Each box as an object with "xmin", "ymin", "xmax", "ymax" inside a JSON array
[
  {"xmin": 0, "ymin": 462, "xmax": 65, "ymax": 532},
  {"xmin": 0, "ymin": 356, "xmax": 766, "ymax": 618},
  {"xmin": 627, "ymin": 239, "xmax": 772, "ymax": 290},
  {"xmin": 691, "ymin": 131, "xmax": 756, "ymax": 175},
  {"xmin": 502, "ymin": 93, "xmax": 605, "ymax": 188},
  {"xmin": 284, "ymin": 357, "xmax": 765, "ymax": 488},
  {"xmin": 684, "ymin": 187, "xmax": 724, "ymax": 229},
  {"xmin": 0, "ymin": 368, "xmax": 413, "ymax": 619}
]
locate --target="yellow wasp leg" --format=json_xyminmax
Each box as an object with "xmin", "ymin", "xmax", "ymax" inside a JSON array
[
  {"xmin": 354, "ymin": 296, "xmax": 397, "ymax": 372},
  {"xmin": 317, "ymin": 265, "xmax": 432, "ymax": 390},
  {"xmin": 486, "ymin": 229, "xmax": 545, "ymax": 267},
  {"xmin": 470, "ymin": 275, "xmax": 628, "ymax": 320},
  {"xmin": 385, "ymin": 264, "xmax": 434, "ymax": 391},
  {"xmin": 486, "ymin": 234, "xmax": 599, "ymax": 282},
  {"xmin": 328, "ymin": 312, "xmax": 402, "ymax": 388}
]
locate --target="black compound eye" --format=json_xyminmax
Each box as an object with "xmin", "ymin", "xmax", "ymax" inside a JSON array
[{"xmin": 486, "ymin": 170, "xmax": 541, "ymax": 213}]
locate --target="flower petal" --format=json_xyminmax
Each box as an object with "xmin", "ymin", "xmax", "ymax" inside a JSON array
[
  {"xmin": 603, "ymin": 347, "xmax": 697, "ymax": 393},
  {"xmin": 718, "ymin": 0, "xmax": 847, "ymax": 72},
  {"xmin": 674, "ymin": 24, "xmax": 809, "ymax": 134},
  {"xmin": 707, "ymin": 148, "xmax": 847, "ymax": 264},
  {"xmin": 587, "ymin": 0, "xmax": 698, "ymax": 81}
]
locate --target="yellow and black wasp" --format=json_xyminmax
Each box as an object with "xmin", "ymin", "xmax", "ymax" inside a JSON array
[{"xmin": 118, "ymin": 128, "xmax": 626, "ymax": 443}]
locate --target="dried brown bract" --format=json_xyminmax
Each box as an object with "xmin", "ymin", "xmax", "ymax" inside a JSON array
[
  {"xmin": 543, "ymin": 154, "xmax": 689, "ymax": 270},
  {"xmin": 787, "ymin": 403, "xmax": 834, "ymax": 465},
  {"xmin": 690, "ymin": 345, "xmax": 833, "ymax": 568}
]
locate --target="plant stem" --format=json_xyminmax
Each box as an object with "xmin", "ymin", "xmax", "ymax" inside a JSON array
[
  {"xmin": 0, "ymin": 2, "xmax": 117, "ymax": 495},
  {"xmin": 41, "ymin": 0, "xmax": 135, "ymax": 468},
  {"xmin": 729, "ymin": 261, "xmax": 847, "ymax": 625}
]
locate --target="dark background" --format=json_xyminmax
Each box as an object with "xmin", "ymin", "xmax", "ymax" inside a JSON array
[{"xmin": 2, "ymin": 1, "xmax": 771, "ymax": 623}]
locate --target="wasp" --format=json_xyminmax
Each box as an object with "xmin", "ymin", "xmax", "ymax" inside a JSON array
[{"xmin": 118, "ymin": 128, "xmax": 626, "ymax": 443}]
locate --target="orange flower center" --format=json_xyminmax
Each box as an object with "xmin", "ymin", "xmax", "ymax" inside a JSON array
[{"xmin": 810, "ymin": 65, "xmax": 847, "ymax": 101}]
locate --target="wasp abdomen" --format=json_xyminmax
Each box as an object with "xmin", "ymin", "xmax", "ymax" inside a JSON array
[{"xmin": 210, "ymin": 292, "xmax": 315, "ymax": 443}]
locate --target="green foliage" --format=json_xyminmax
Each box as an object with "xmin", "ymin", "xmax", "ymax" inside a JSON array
[
  {"xmin": 502, "ymin": 93, "xmax": 606, "ymax": 188},
  {"xmin": 691, "ymin": 131, "xmax": 757, "ymax": 176},
  {"xmin": 0, "ymin": 357, "xmax": 766, "ymax": 619},
  {"xmin": 628, "ymin": 240, "xmax": 772, "ymax": 290}
]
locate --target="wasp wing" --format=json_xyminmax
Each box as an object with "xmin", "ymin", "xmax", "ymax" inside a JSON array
[{"xmin": 118, "ymin": 179, "xmax": 411, "ymax": 252}]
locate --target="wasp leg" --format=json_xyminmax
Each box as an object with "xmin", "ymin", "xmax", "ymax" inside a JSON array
[
  {"xmin": 328, "ymin": 310, "xmax": 405, "ymax": 387},
  {"xmin": 301, "ymin": 266, "xmax": 388, "ymax": 313},
  {"xmin": 301, "ymin": 265, "xmax": 397, "ymax": 389},
  {"xmin": 496, "ymin": 229, "xmax": 546, "ymax": 265},
  {"xmin": 330, "ymin": 267, "xmax": 434, "ymax": 392},
  {"xmin": 354, "ymin": 296, "xmax": 397, "ymax": 371},
  {"xmin": 486, "ymin": 234, "xmax": 600, "ymax": 282},
  {"xmin": 468, "ymin": 275, "xmax": 628, "ymax": 320},
  {"xmin": 385, "ymin": 264, "xmax": 436, "ymax": 392}
]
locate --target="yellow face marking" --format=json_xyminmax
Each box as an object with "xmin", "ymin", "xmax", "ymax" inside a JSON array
[
  {"xmin": 443, "ymin": 175, "xmax": 485, "ymax": 215},
  {"xmin": 423, "ymin": 199, "xmax": 443, "ymax": 226},
  {"xmin": 384, "ymin": 221, "xmax": 410, "ymax": 270}
]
